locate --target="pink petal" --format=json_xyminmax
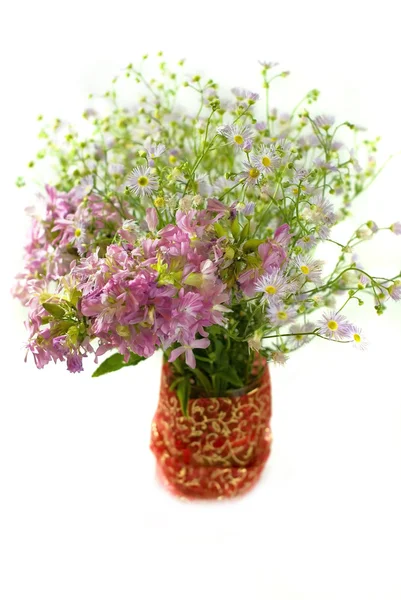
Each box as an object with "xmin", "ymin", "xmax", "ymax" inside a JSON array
[
  {"xmin": 169, "ymin": 346, "xmax": 186, "ymax": 363},
  {"xmin": 191, "ymin": 338, "xmax": 210, "ymax": 350},
  {"xmin": 185, "ymin": 348, "xmax": 196, "ymax": 369}
]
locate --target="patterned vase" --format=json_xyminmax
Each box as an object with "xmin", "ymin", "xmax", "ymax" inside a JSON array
[{"xmin": 150, "ymin": 357, "xmax": 272, "ymax": 499}]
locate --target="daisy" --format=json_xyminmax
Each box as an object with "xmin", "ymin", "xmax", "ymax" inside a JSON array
[
  {"xmin": 127, "ymin": 166, "xmax": 158, "ymax": 197},
  {"xmin": 295, "ymin": 234, "xmax": 317, "ymax": 251},
  {"xmin": 387, "ymin": 280, "xmax": 401, "ymax": 301},
  {"xmin": 231, "ymin": 87, "xmax": 259, "ymax": 104},
  {"xmin": 255, "ymin": 270, "xmax": 295, "ymax": 302},
  {"xmin": 289, "ymin": 322, "xmax": 316, "ymax": 348},
  {"xmin": 241, "ymin": 162, "xmax": 262, "ymax": 186},
  {"xmin": 315, "ymin": 114, "xmax": 335, "ymax": 130},
  {"xmin": 390, "ymin": 222, "xmax": 401, "ymax": 235},
  {"xmin": 304, "ymin": 196, "xmax": 336, "ymax": 227},
  {"xmin": 267, "ymin": 303, "xmax": 297, "ymax": 326},
  {"xmin": 348, "ymin": 326, "xmax": 368, "ymax": 351},
  {"xmin": 251, "ymin": 145, "xmax": 280, "ymax": 173},
  {"xmin": 318, "ymin": 311, "xmax": 352, "ymax": 340},
  {"xmin": 145, "ymin": 143, "xmax": 166, "ymax": 159},
  {"xmin": 271, "ymin": 351, "xmax": 288, "ymax": 366},
  {"xmin": 294, "ymin": 255, "xmax": 324, "ymax": 284},
  {"xmin": 216, "ymin": 124, "xmax": 254, "ymax": 152},
  {"xmin": 74, "ymin": 175, "xmax": 94, "ymax": 200}
]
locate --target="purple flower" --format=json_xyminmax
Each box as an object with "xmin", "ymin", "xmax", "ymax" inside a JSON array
[
  {"xmin": 294, "ymin": 255, "xmax": 324, "ymax": 284},
  {"xmin": 74, "ymin": 176, "xmax": 94, "ymax": 200},
  {"xmin": 231, "ymin": 87, "xmax": 259, "ymax": 103},
  {"xmin": 390, "ymin": 222, "xmax": 401, "ymax": 235},
  {"xmin": 242, "ymin": 202, "xmax": 255, "ymax": 217},
  {"xmin": 289, "ymin": 322, "xmax": 316, "ymax": 348},
  {"xmin": 145, "ymin": 142, "xmax": 166, "ymax": 159},
  {"xmin": 318, "ymin": 311, "xmax": 352, "ymax": 340},
  {"xmin": 387, "ymin": 281, "xmax": 401, "ymax": 301},
  {"xmin": 169, "ymin": 337, "xmax": 210, "ymax": 369},
  {"xmin": 216, "ymin": 124, "xmax": 254, "ymax": 151},
  {"xmin": 267, "ymin": 303, "xmax": 297, "ymax": 326},
  {"xmin": 108, "ymin": 163, "xmax": 125, "ymax": 176},
  {"xmin": 240, "ymin": 162, "xmax": 261, "ymax": 186},
  {"xmin": 315, "ymin": 115, "xmax": 335, "ymax": 130},
  {"xmin": 255, "ymin": 270, "xmax": 295, "ymax": 302},
  {"xmin": 251, "ymin": 145, "xmax": 280, "ymax": 173},
  {"xmin": 348, "ymin": 326, "xmax": 368, "ymax": 351}
]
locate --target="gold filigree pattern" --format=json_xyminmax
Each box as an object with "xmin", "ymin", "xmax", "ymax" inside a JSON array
[{"xmin": 150, "ymin": 358, "xmax": 272, "ymax": 499}]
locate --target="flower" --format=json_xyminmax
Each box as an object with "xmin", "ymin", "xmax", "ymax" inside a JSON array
[
  {"xmin": 386, "ymin": 280, "xmax": 401, "ymax": 301},
  {"xmin": 168, "ymin": 337, "xmax": 210, "ymax": 369},
  {"xmin": 315, "ymin": 115, "xmax": 335, "ymax": 130},
  {"xmin": 216, "ymin": 124, "xmax": 254, "ymax": 151},
  {"xmin": 127, "ymin": 166, "xmax": 158, "ymax": 197},
  {"xmin": 259, "ymin": 61, "xmax": 279, "ymax": 69},
  {"xmin": 390, "ymin": 222, "xmax": 401, "ymax": 235},
  {"xmin": 293, "ymin": 255, "xmax": 324, "ymax": 284},
  {"xmin": 145, "ymin": 142, "xmax": 166, "ymax": 159},
  {"xmin": 289, "ymin": 322, "xmax": 316, "ymax": 348},
  {"xmin": 74, "ymin": 175, "xmax": 94, "ymax": 200},
  {"xmin": 231, "ymin": 87, "xmax": 259, "ymax": 104},
  {"xmin": 271, "ymin": 351, "xmax": 288, "ymax": 365},
  {"xmin": 241, "ymin": 163, "xmax": 261, "ymax": 186},
  {"xmin": 317, "ymin": 311, "xmax": 352, "ymax": 340},
  {"xmin": 348, "ymin": 326, "xmax": 368, "ymax": 351},
  {"xmin": 255, "ymin": 270, "xmax": 295, "ymax": 302},
  {"xmin": 251, "ymin": 145, "xmax": 280, "ymax": 173},
  {"xmin": 267, "ymin": 303, "xmax": 297, "ymax": 326},
  {"xmin": 295, "ymin": 234, "xmax": 317, "ymax": 251}
]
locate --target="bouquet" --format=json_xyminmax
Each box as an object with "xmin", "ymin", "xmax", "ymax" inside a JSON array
[{"xmin": 14, "ymin": 55, "xmax": 401, "ymax": 418}]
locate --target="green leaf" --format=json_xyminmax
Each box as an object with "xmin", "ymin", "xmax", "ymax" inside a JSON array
[
  {"xmin": 92, "ymin": 352, "xmax": 145, "ymax": 378},
  {"xmin": 243, "ymin": 239, "xmax": 263, "ymax": 252},
  {"xmin": 193, "ymin": 368, "xmax": 212, "ymax": 395},
  {"xmin": 176, "ymin": 377, "xmax": 191, "ymax": 416},
  {"xmin": 218, "ymin": 369, "xmax": 244, "ymax": 389},
  {"xmin": 231, "ymin": 217, "xmax": 240, "ymax": 240},
  {"xmin": 42, "ymin": 302, "xmax": 66, "ymax": 318},
  {"xmin": 240, "ymin": 220, "xmax": 250, "ymax": 242}
]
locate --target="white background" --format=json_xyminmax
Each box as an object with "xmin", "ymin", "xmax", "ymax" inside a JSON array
[{"xmin": 1, "ymin": 1, "xmax": 401, "ymax": 599}]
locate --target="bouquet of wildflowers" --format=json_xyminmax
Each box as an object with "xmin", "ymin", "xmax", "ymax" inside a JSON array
[{"xmin": 14, "ymin": 55, "xmax": 401, "ymax": 413}]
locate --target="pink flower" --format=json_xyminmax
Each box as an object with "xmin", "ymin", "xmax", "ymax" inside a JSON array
[
  {"xmin": 145, "ymin": 207, "xmax": 158, "ymax": 232},
  {"xmin": 169, "ymin": 338, "xmax": 210, "ymax": 369}
]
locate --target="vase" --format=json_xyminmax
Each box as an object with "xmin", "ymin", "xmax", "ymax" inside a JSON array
[{"xmin": 150, "ymin": 357, "xmax": 272, "ymax": 499}]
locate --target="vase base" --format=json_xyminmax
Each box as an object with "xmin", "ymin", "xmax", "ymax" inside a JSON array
[{"xmin": 151, "ymin": 428, "xmax": 272, "ymax": 500}]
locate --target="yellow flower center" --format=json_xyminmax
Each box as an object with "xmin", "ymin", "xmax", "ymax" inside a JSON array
[
  {"xmin": 327, "ymin": 320, "xmax": 338, "ymax": 331},
  {"xmin": 303, "ymin": 236, "xmax": 310, "ymax": 243},
  {"xmin": 300, "ymin": 265, "xmax": 309, "ymax": 275},
  {"xmin": 234, "ymin": 134, "xmax": 244, "ymax": 145},
  {"xmin": 249, "ymin": 168, "xmax": 260, "ymax": 179},
  {"xmin": 277, "ymin": 311, "xmax": 287, "ymax": 320},
  {"xmin": 116, "ymin": 325, "xmax": 130, "ymax": 338},
  {"xmin": 75, "ymin": 228, "xmax": 81, "ymax": 237},
  {"xmin": 353, "ymin": 333, "xmax": 361, "ymax": 343},
  {"xmin": 154, "ymin": 196, "xmax": 165, "ymax": 208},
  {"xmin": 169, "ymin": 155, "xmax": 177, "ymax": 164},
  {"xmin": 262, "ymin": 156, "xmax": 271, "ymax": 167},
  {"xmin": 138, "ymin": 176, "xmax": 149, "ymax": 187},
  {"xmin": 265, "ymin": 285, "xmax": 277, "ymax": 294}
]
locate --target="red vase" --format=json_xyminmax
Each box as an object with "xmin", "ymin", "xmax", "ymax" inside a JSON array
[{"xmin": 150, "ymin": 358, "xmax": 272, "ymax": 499}]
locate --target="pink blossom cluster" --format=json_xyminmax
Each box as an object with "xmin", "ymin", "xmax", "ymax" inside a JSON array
[
  {"xmin": 25, "ymin": 208, "xmax": 232, "ymax": 372},
  {"xmin": 14, "ymin": 183, "xmax": 124, "ymax": 305}
]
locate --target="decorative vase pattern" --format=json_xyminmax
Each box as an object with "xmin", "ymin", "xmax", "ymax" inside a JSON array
[{"xmin": 150, "ymin": 358, "xmax": 272, "ymax": 499}]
